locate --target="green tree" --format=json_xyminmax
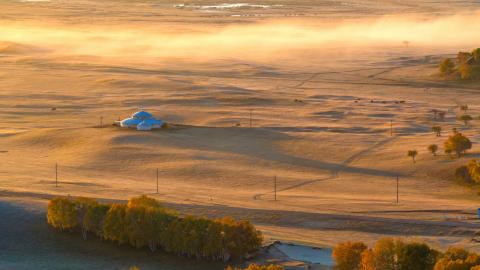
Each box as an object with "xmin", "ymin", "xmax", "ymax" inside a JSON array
[
  {"xmin": 439, "ymin": 59, "xmax": 455, "ymax": 76},
  {"xmin": 428, "ymin": 145, "xmax": 438, "ymax": 156},
  {"xmin": 397, "ymin": 242, "xmax": 438, "ymax": 270},
  {"xmin": 47, "ymin": 197, "xmax": 78, "ymax": 231},
  {"xmin": 83, "ymin": 203, "xmax": 110, "ymax": 238},
  {"xmin": 408, "ymin": 150, "xmax": 418, "ymax": 163},
  {"xmin": 103, "ymin": 204, "xmax": 129, "ymax": 245},
  {"xmin": 333, "ymin": 242, "xmax": 367, "ymax": 270},
  {"xmin": 444, "ymin": 132, "xmax": 472, "ymax": 157},
  {"xmin": 458, "ymin": 115, "xmax": 473, "ymax": 126}
]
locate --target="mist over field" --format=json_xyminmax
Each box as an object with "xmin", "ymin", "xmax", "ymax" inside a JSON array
[{"xmin": 1, "ymin": 10, "xmax": 480, "ymax": 60}]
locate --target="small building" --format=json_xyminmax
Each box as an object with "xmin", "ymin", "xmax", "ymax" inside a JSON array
[{"xmin": 120, "ymin": 110, "xmax": 165, "ymax": 131}]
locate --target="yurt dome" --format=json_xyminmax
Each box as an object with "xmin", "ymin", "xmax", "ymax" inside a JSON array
[
  {"xmin": 132, "ymin": 111, "xmax": 153, "ymax": 120},
  {"xmin": 120, "ymin": 117, "xmax": 142, "ymax": 128}
]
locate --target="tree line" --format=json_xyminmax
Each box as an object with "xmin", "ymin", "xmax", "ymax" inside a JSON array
[
  {"xmin": 47, "ymin": 195, "xmax": 263, "ymax": 261},
  {"xmin": 333, "ymin": 238, "xmax": 480, "ymax": 270},
  {"xmin": 440, "ymin": 48, "xmax": 480, "ymax": 80}
]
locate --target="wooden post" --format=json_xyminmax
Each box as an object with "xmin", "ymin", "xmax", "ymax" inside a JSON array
[
  {"xmin": 55, "ymin": 163, "xmax": 58, "ymax": 187},
  {"xmin": 396, "ymin": 176, "xmax": 399, "ymax": 204},
  {"xmin": 274, "ymin": 176, "xmax": 277, "ymax": 201},
  {"xmin": 249, "ymin": 109, "xmax": 253, "ymax": 128},
  {"xmin": 390, "ymin": 120, "xmax": 393, "ymax": 137},
  {"xmin": 156, "ymin": 168, "xmax": 159, "ymax": 194}
]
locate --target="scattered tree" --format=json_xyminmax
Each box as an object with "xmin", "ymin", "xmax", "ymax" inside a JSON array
[
  {"xmin": 428, "ymin": 144, "xmax": 438, "ymax": 156},
  {"xmin": 444, "ymin": 132, "xmax": 472, "ymax": 157},
  {"xmin": 458, "ymin": 114, "xmax": 473, "ymax": 126},
  {"xmin": 408, "ymin": 150, "xmax": 418, "ymax": 163},
  {"xmin": 432, "ymin": 126, "xmax": 442, "ymax": 137}
]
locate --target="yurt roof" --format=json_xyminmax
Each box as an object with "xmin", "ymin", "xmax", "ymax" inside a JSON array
[{"xmin": 132, "ymin": 110, "xmax": 153, "ymax": 120}]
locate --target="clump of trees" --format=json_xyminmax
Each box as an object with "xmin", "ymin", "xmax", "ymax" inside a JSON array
[
  {"xmin": 439, "ymin": 48, "xmax": 480, "ymax": 80},
  {"xmin": 47, "ymin": 195, "xmax": 263, "ymax": 261},
  {"xmin": 333, "ymin": 238, "xmax": 480, "ymax": 270},
  {"xmin": 444, "ymin": 131, "xmax": 472, "ymax": 158}
]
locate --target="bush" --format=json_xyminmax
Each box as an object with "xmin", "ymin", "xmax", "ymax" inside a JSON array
[
  {"xmin": 47, "ymin": 196, "xmax": 262, "ymax": 261},
  {"xmin": 333, "ymin": 242, "xmax": 367, "ymax": 270}
]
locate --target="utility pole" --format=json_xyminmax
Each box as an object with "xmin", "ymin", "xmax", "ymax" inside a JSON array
[
  {"xmin": 249, "ymin": 109, "xmax": 253, "ymax": 128},
  {"xmin": 390, "ymin": 120, "xmax": 393, "ymax": 137},
  {"xmin": 156, "ymin": 168, "xmax": 159, "ymax": 194},
  {"xmin": 396, "ymin": 176, "xmax": 399, "ymax": 204},
  {"xmin": 55, "ymin": 163, "xmax": 58, "ymax": 187},
  {"xmin": 274, "ymin": 176, "xmax": 277, "ymax": 201}
]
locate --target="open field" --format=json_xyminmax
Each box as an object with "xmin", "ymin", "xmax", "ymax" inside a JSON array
[{"xmin": 1, "ymin": 0, "xmax": 480, "ymax": 269}]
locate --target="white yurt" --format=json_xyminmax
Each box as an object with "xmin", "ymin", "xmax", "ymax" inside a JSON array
[
  {"xmin": 137, "ymin": 118, "xmax": 164, "ymax": 131},
  {"xmin": 120, "ymin": 110, "xmax": 165, "ymax": 131}
]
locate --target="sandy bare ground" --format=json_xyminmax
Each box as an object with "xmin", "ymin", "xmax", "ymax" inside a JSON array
[{"xmin": 1, "ymin": 1, "xmax": 480, "ymax": 268}]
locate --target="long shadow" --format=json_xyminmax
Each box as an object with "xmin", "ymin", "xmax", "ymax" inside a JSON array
[
  {"xmin": 0, "ymin": 200, "xmax": 223, "ymax": 270},
  {"xmin": 137, "ymin": 127, "xmax": 400, "ymax": 178},
  {"xmin": 2, "ymin": 192, "xmax": 478, "ymax": 241}
]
